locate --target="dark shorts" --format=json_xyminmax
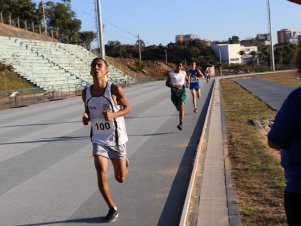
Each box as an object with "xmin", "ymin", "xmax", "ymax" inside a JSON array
[
  {"xmin": 171, "ymin": 86, "xmax": 186, "ymax": 106},
  {"xmin": 190, "ymin": 82, "xmax": 200, "ymax": 90}
]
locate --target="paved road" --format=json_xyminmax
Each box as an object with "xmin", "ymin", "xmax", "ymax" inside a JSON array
[
  {"xmin": 0, "ymin": 80, "xmax": 213, "ymax": 226},
  {"xmin": 236, "ymin": 78, "xmax": 296, "ymax": 111}
]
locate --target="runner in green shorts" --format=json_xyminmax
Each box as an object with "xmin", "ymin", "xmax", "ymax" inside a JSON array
[
  {"xmin": 171, "ymin": 86, "xmax": 186, "ymax": 107},
  {"xmin": 166, "ymin": 61, "xmax": 189, "ymax": 130}
]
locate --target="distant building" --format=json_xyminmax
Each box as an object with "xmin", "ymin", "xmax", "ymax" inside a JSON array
[
  {"xmin": 175, "ymin": 34, "xmax": 197, "ymax": 44},
  {"xmin": 277, "ymin": 29, "xmax": 292, "ymax": 44},
  {"xmin": 256, "ymin": 33, "xmax": 271, "ymax": 45},
  {"xmin": 277, "ymin": 29, "xmax": 301, "ymax": 44},
  {"xmin": 211, "ymin": 44, "xmax": 258, "ymax": 65},
  {"xmin": 290, "ymin": 31, "xmax": 301, "ymax": 44},
  {"xmin": 256, "ymin": 33, "xmax": 270, "ymax": 41}
]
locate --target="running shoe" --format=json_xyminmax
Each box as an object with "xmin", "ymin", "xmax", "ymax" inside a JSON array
[
  {"xmin": 105, "ymin": 208, "xmax": 118, "ymax": 222},
  {"xmin": 177, "ymin": 124, "xmax": 183, "ymax": 130}
]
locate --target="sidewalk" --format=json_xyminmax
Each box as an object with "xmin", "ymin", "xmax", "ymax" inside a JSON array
[
  {"xmin": 196, "ymin": 79, "xmax": 229, "ymax": 225},
  {"xmin": 180, "ymin": 78, "xmax": 241, "ymax": 226},
  {"xmin": 196, "ymin": 79, "xmax": 241, "ymax": 226},
  {"xmin": 182, "ymin": 74, "xmax": 296, "ymax": 226}
]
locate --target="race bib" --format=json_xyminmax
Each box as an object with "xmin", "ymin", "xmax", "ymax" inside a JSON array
[
  {"xmin": 190, "ymin": 77, "xmax": 197, "ymax": 83},
  {"xmin": 92, "ymin": 118, "xmax": 115, "ymax": 135}
]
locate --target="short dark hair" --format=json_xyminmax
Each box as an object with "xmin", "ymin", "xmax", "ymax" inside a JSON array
[{"xmin": 91, "ymin": 57, "xmax": 108, "ymax": 68}]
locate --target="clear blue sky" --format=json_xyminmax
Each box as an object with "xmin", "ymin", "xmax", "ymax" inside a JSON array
[{"xmin": 34, "ymin": 0, "xmax": 301, "ymax": 46}]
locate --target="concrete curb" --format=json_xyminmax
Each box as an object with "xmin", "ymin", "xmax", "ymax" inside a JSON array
[
  {"xmin": 179, "ymin": 80, "xmax": 216, "ymax": 226},
  {"xmin": 219, "ymin": 79, "xmax": 242, "ymax": 226}
]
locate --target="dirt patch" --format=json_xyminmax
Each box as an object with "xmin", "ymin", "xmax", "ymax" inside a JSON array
[
  {"xmin": 254, "ymin": 119, "xmax": 281, "ymax": 162},
  {"xmin": 112, "ymin": 57, "xmax": 173, "ymax": 79},
  {"xmin": 0, "ymin": 22, "xmax": 58, "ymax": 42}
]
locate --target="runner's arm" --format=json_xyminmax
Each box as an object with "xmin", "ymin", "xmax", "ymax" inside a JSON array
[
  {"xmin": 165, "ymin": 73, "xmax": 173, "ymax": 88},
  {"xmin": 81, "ymin": 88, "xmax": 90, "ymax": 125},
  {"xmin": 104, "ymin": 84, "xmax": 132, "ymax": 121},
  {"xmin": 268, "ymin": 140, "xmax": 281, "ymax": 150},
  {"xmin": 197, "ymin": 69, "xmax": 204, "ymax": 78},
  {"xmin": 185, "ymin": 71, "xmax": 189, "ymax": 87}
]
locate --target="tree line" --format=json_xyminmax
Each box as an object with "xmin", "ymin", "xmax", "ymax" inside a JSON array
[
  {"xmin": 0, "ymin": 0, "xmax": 96, "ymax": 49},
  {"xmin": 105, "ymin": 39, "xmax": 219, "ymax": 68},
  {"xmin": 0, "ymin": 1, "xmax": 299, "ymax": 69},
  {"xmin": 105, "ymin": 35, "xmax": 300, "ymax": 70}
]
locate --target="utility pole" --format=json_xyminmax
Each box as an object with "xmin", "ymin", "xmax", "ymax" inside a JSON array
[
  {"xmin": 267, "ymin": 0, "xmax": 275, "ymax": 71},
  {"xmin": 165, "ymin": 48, "xmax": 168, "ymax": 63},
  {"xmin": 138, "ymin": 34, "xmax": 141, "ymax": 63},
  {"xmin": 41, "ymin": 0, "xmax": 47, "ymax": 36},
  {"xmin": 219, "ymin": 48, "xmax": 223, "ymax": 76},
  {"xmin": 96, "ymin": 0, "xmax": 105, "ymax": 59}
]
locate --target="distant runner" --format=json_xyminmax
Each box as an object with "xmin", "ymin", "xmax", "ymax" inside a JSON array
[
  {"xmin": 205, "ymin": 66, "xmax": 211, "ymax": 83},
  {"xmin": 187, "ymin": 61, "xmax": 204, "ymax": 113},
  {"xmin": 166, "ymin": 61, "xmax": 189, "ymax": 130}
]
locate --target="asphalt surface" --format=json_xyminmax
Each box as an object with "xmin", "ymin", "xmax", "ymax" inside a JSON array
[
  {"xmin": 235, "ymin": 77, "xmax": 296, "ymax": 111},
  {"xmin": 0, "ymin": 80, "xmax": 213, "ymax": 226}
]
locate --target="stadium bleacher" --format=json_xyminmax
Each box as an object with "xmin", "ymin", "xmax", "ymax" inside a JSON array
[{"xmin": 0, "ymin": 36, "xmax": 135, "ymax": 91}]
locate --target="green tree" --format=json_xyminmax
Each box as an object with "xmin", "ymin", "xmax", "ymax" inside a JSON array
[
  {"xmin": 238, "ymin": 50, "xmax": 246, "ymax": 64},
  {"xmin": 1, "ymin": 0, "xmax": 41, "ymax": 24},
  {"xmin": 136, "ymin": 39, "xmax": 145, "ymax": 48},
  {"xmin": 0, "ymin": 0, "xmax": 12, "ymax": 16},
  {"xmin": 106, "ymin": 41, "xmax": 122, "ymax": 57},
  {"xmin": 249, "ymin": 51, "xmax": 258, "ymax": 66},
  {"xmin": 78, "ymin": 31, "xmax": 96, "ymax": 50},
  {"xmin": 61, "ymin": 0, "xmax": 71, "ymax": 8},
  {"xmin": 45, "ymin": 1, "xmax": 81, "ymax": 42},
  {"xmin": 274, "ymin": 43, "xmax": 299, "ymax": 67},
  {"xmin": 228, "ymin": 35, "xmax": 240, "ymax": 44},
  {"xmin": 104, "ymin": 38, "xmax": 217, "ymax": 66}
]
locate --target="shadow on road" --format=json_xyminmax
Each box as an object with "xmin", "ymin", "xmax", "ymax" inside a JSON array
[
  {"xmin": 157, "ymin": 81, "xmax": 214, "ymax": 226},
  {"xmin": 0, "ymin": 120, "xmax": 81, "ymax": 129},
  {"xmin": 0, "ymin": 135, "xmax": 89, "ymax": 145},
  {"xmin": 17, "ymin": 216, "xmax": 107, "ymax": 226}
]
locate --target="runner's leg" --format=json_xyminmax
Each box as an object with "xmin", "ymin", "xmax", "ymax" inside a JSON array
[
  {"xmin": 179, "ymin": 102, "xmax": 184, "ymax": 125},
  {"xmin": 191, "ymin": 89, "xmax": 197, "ymax": 111},
  {"xmin": 94, "ymin": 156, "xmax": 116, "ymax": 209},
  {"xmin": 111, "ymin": 158, "xmax": 128, "ymax": 183},
  {"xmin": 196, "ymin": 88, "xmax": 201, "ymax": 99}
]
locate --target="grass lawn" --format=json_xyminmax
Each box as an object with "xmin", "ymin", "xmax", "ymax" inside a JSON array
[{"xmin": 220, "ymin": 70, "xmax": 299, "ymax": 225}]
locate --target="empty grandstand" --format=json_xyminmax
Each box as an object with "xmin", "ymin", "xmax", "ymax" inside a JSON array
[{"xmin": 0, "ymin": 35, "xmax": 135, "ymax": 92}]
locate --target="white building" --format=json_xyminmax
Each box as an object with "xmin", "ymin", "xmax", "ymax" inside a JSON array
[{"xmin": 211, "ymin": 44, "xmax": 258, "ymax": 65}]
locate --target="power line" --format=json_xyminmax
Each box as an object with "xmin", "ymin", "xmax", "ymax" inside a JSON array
[
  {"xmin": 104, "ymin": 20, "xmax": 135, "ymax": 37},
  {"xmin": 102, "ymin": 19, "xmax": 151, "ymax": 45},
  {"xmin": 105, "ymin": 31, "xmax": 136, "ymax": 44}
]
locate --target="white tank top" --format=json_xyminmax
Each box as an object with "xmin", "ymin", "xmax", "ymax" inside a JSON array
[
  {"xmin": 169, "ymin": 70, "xmax": 186, "ymax": 86},
  {"xmin": 85, "ymin": 82, "xmax": 128, "ymax": 146}
]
